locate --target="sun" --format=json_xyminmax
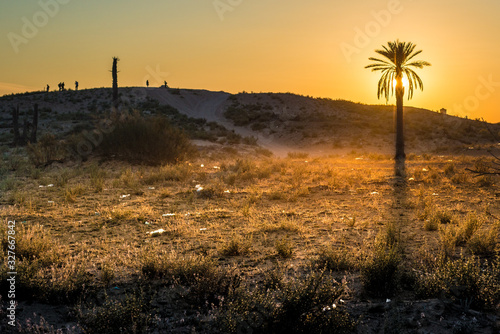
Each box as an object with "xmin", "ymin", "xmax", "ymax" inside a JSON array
[{"xmin": 393, "ymin": 76, "xmax": 410, "ymax": 88}]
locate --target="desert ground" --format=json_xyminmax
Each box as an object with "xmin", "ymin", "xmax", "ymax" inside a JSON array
[{"xmin": 0, "ymin": 87, "xmax": 499, "ymax": 333}]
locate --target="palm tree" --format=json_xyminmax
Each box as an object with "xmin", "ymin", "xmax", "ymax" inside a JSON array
[{"xmin": 365, "ymin": 40, "xmax": 431, "ymax": 160}]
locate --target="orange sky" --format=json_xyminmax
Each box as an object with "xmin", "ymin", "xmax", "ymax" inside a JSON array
[{"xmin": 1, "ymin": 0, "xmax": 499, "ymax": 122}]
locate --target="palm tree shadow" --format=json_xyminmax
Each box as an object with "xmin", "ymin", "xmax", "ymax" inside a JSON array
[
  {"xmin": 392, "ymin": 158, "xmax": 409, "ymax": 227},
  {"xmin": 394, "ymin": 158, "xmax": 406, "ymax": 178}
]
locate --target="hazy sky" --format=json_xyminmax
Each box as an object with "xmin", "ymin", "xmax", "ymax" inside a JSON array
[{"xmin": 1, "ymin": 0, "xmax": 499, "ymax": 122}]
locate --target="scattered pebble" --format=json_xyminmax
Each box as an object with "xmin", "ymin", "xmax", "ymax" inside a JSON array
[
  {"xmin": 148, "ymin": 229, "xmax": 165, "ymax": 236},
  {"xmin": 162, "ymin": 213, "xmax": 176, "ymax": 217}
]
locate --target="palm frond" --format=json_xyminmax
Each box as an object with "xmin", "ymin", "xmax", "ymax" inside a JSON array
[{"xmin": 365, "ymin": 40, "xmax": 430, "ymax": 101}]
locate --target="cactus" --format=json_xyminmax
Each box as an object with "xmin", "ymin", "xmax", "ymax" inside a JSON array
[{"xmin": 112, "ymin": 57, "xmax": 119, "ymax": 111}]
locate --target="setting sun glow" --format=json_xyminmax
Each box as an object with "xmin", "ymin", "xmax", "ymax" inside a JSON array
[
  {"xmin": 0, "ymin": 1, "xmax": 499, "ymax": 122},
  {"xmin": 392, "ymin": 77, "xmax": 410, "ymax": 89}
]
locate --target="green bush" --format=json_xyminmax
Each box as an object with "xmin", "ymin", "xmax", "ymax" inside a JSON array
[{"xmin": 99, "ymin": 114, "xmax": 195, "ymax": 165}]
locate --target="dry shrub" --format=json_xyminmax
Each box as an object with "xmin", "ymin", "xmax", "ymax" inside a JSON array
[
  {"xmin": 219, "ymin": 235, "xmax": 252, "ymax": 257},
  {"xmin": 0, "ymin": 224, "xmax": 91, "ymax": 304},
  {"xmin": 275, "ymin": 237, "xmax": 294, "ymax": 259},
  {"xmin": 143, "ymin": 163, "xmax": 193, "ymax": 184},
  {"xmin": 27, "ymin": 133, "xmax": 66, "ymax": 167},
  {"xmin": 140, "ymin": 247, "xmax": 217, "ymax": 282},
  {"xmin": 77, "ymin": 292, "xmax": 152, "ymax": 334},
  {"xmin": 217, "ymin": 270, "xmax": 354, "ymax": 334},
  {"xmin": 467, "ymin": 228, "xmax": 499, "ymax": 257},
  {"xmin": 99, "ymin": 113, "xmax": 195, "ymax": 165},
  {"xmin": 287, "ymin": 152, "xmax": 309, "ymax": 159},
  {"xmin": 361, "ymin": 244, "xmax": 402, "ymax": 297},
  {"xmin": 415, "ymin": 255, "xmax": 500, "ymax": 310},
  {"xmin": 1, "ymin": 223, "xmax": 59, "ymax": 265},
  {"xmin": 316, "ymin": 246, "xmax": 357, "ymax": 272}
]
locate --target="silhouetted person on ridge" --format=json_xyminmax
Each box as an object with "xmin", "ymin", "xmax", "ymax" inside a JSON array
[
  {"xmin": 46, "ymin": 84, "xmax": 50, "ymax": 92},
  {"xmin": 75, "ymin": 81, "xmax": 79, "ymax": 90},
  {"xmin": 146, "ymin": 80, "xmax": 149, "ymax": 87},
  {"xmin": 164, "ymin": 80, "xmax": 168, "ymax": 88},
  {"xmin": 58, "ymin": 83, "xmax": 62, "ymax": 91},
  {"xmin": 61, "ymin": 82, "xmax": 65, "ymax": 91}
]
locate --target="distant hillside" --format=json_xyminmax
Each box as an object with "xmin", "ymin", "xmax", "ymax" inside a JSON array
[
  {"xmin": 221, "ymin": 92, "xmax": 500, "ymax": 155},
  {"xmin": 0, "ymin": 88, "xmax": 498, "ymax": 157}
]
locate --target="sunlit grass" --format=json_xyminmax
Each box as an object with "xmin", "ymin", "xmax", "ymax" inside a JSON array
[{"xmin": 0, "ymin": 152, "xmax": 498, "ymax": 331}]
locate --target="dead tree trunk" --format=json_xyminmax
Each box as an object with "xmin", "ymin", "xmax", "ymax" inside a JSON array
[
  {"xmin": 12, "ymin": 105, "xmax": 20, "ymax": 146},
  {"xmin": 31, "ymin": 104, "xmax": 38, "ymax": 143},
  {"xmin": 21, "ymin": 113, "xmax": 29, "ymax": 145}
]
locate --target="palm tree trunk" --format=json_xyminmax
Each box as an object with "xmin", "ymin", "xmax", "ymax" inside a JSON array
[{"xmin": 395, "ymin": 78, "xmax": 405, "ymax": 161}]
